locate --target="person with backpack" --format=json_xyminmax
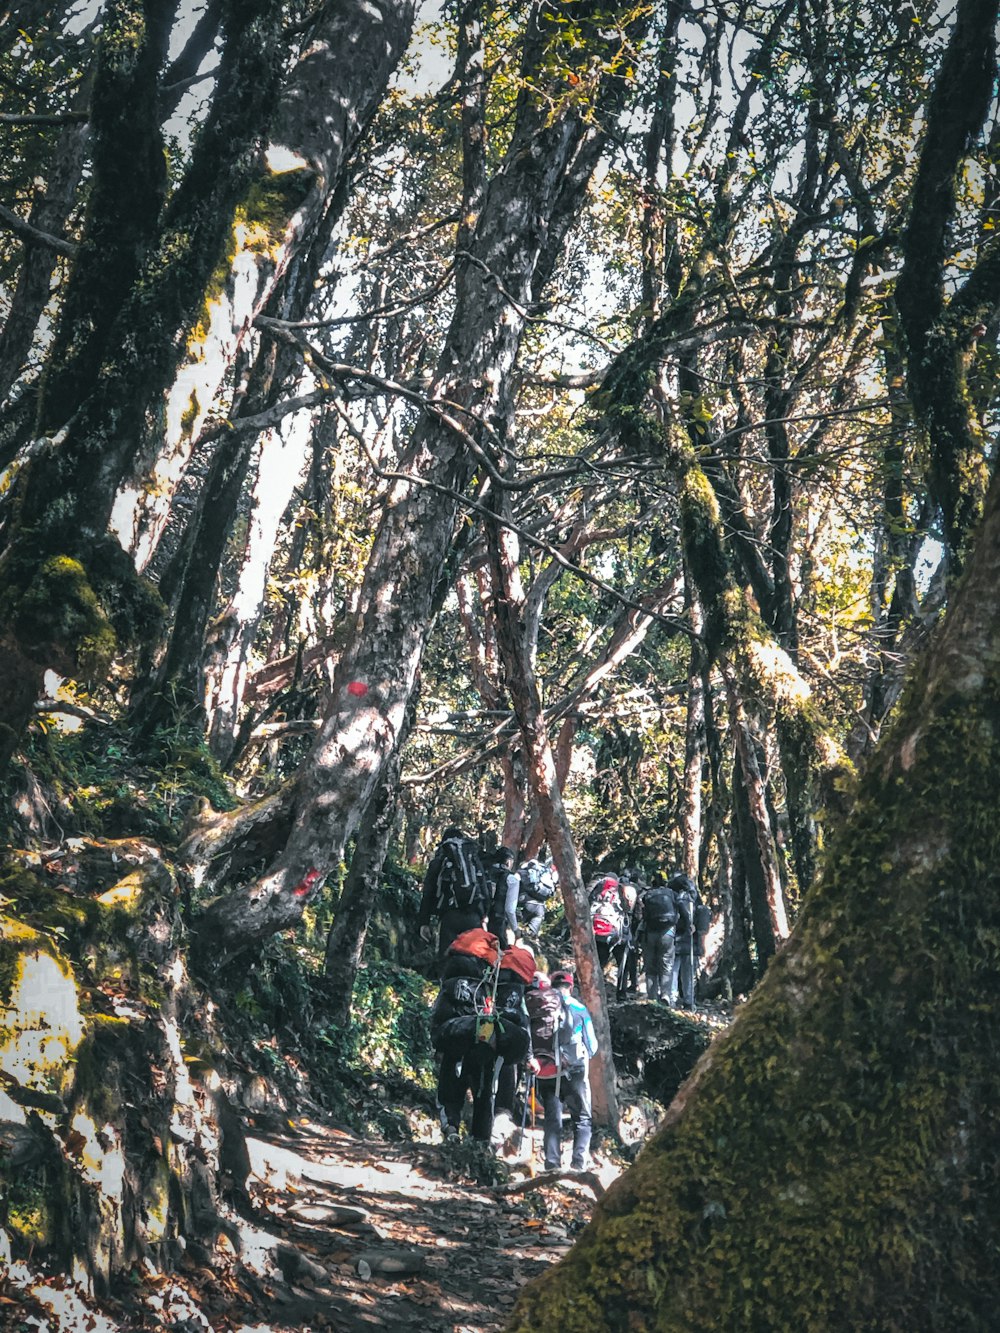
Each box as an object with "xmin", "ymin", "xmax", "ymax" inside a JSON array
[
  {"xmin": 589, "ymin": 874, "xmax": 628, "ymax": 972},
  {"xmin": 516, "ymin": 857, "xmax": 556, "ymax": 939},
  {"xmin": 668, "ymin": 872, "xmax": 698, "ymax": 1008},
  {"xmin": 431, "ymin": 928, "xmax": 533, "ymax": 1142},
  {"xmin": 418, "ymin": 826, "xmax": 491, "ymax": 960},
  {"xmin": 640, "ymin": 870, "xmax": 679, "ymax": 1003},
  {"xmin": 612, "ymin": 872, "xmax": 640, "ymax": 996},
  {"xmin": 526, "ymin": 968, "xmax": 597, "ymax": 1172},
  {"xmin": 489, "ymin": 940, "xmax": 536, "ymax": 1143},
  {"xmin": 486, "ymin": 845, "xmax": 521, "ymax": 948}
]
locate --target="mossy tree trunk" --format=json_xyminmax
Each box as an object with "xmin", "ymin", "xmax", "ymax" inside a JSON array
[
  {"xmin": 124, "ymin": 0, "xmax": 418, "ymax": 731},
  {"xmin": 0, "ymin": 0, "xmax": 288, "ymax": 773},
  {"xmin": 1, "ymin": 860, "xmax": 253, "ymax": 1295},
  {"xmin": 121, "ymin": 0, "xmax": 418, "ymax": 569},
  {"xmin": 505, "ymin": 397, "xmax": 1000, "ymax": 1332}
]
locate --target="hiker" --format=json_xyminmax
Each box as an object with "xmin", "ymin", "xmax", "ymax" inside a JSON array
[
  {"xmin": 418, "ymin": 827, "xmax": 491, "ymax": 960},
  {"xmin": 490, "ymin": 941, "xmax": 536, "ymax": 1144},
  {"xmin": 589, "ymin": 874, "xmax": 628, "ymax": 972},
  {"xmin": 526, "ymin": 968, "xmax": 597, "ymax": 1172},
  {"xmin": 640, "ymin": 870, "xmax": 679, "ymax": 1003},
  {"xmin": 668, "ymin": 872, "xmax": 698, "ymax": 1008},
  {"xmin": 431, "ymin": 929, "xmax": 534, "ymax": 1142},
  {"xmin": 614, "ymin": 871, "xmax": 643, "ymax": 999},
  {"xmin": 516, "ymin": 857, "xmax": 556, "ymax": 939},
  {"xmin": 430, "ymin": 927, "xmax": 503, "ymax": 1140},
  {"xmin": 486, "ymin": 845, "xmax": 521, "ymax": 948}
]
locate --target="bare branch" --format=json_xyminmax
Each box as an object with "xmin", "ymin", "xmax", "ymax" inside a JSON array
[
  {"xmin": 0, "ymin": 111, "xmax": 87, "ymax": 126},
  {"xmin": 0, "ymin": 202, "xmax": 77, "ymax": 256}
]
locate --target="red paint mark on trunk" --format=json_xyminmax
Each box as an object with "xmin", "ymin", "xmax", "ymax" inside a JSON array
[
  {"xmin": 292, "ymin": 868, "xmax": 322, "ymax": 897},
  {"xmin": 347, "ymin": 680, "xmax": 369, "ymax": 697}
]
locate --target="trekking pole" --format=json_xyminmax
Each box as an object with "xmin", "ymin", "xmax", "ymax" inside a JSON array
[
  {"xmin": 516, "ymin": 1068, "xmax": 531, "ymax": 1153},
  {"xmin": 528, "ymin": 1072, "xmax": 537, "ymax": 1178}
]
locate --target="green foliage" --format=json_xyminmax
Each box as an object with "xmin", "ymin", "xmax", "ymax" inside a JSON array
[
  {"xmin": 17, "ymin": 717, "xmax": 234, "ymax": 845},
  {"xmin": 221, "ymin": 937, "xmax": 436, "ymax": 1138},
  {"xmin": 5, "ymin": 1171, "xmax": 55, "ymax": 1250},
  {"xmin": 338, "ymin": 959, "xmax": 436, "ymax": 1086}
]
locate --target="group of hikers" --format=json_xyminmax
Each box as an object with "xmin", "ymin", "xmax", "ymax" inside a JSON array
[{"xmin": 416, "ymin": 826, "xmax": 711, "ymax": 1163}]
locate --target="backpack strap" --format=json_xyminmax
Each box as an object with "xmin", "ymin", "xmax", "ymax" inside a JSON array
[{"xmin": 475, "ymin": 951, "xmax": 503, "ymax": 1044}]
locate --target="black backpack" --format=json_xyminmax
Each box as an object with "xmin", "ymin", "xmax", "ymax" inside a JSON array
[
  {"xmin": 643, "ymin": 885, "xmax": 678, "ymax": 930},
  {"xmin": 436, "ymin": 836, "xmax": 489, "ymax": 913}
]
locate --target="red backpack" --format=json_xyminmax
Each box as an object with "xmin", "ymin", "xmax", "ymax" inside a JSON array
[{"xmin": 591, "ymin": 879, "xmax": 624, "ymax": 939}]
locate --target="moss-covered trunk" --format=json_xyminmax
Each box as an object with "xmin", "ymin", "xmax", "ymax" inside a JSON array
[
  {"xmin": 505, "ymin": 423, "xmax": 1000, "ymax": 1333},
  {"xmin": 0, "ymin": 0, "xmax": 287, "ymax": 773},
  {"xmin": 0, "ymin": 854, "xmax": 250, "ymax": 1293}
]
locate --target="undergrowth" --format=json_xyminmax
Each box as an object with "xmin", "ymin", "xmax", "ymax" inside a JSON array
[{"xmin": 11, "ymin": 716, "xmax": 235, "ymax": 845}]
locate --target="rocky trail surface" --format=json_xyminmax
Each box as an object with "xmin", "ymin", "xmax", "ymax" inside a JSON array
[{"xmin": 2, "ymin": 1108, "xmax": 617, "ymax": 1333}]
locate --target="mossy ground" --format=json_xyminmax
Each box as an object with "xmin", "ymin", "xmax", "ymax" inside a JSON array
[{"xmin": 9, "ymin": 715, "xmax": 235, "ymax": 846}]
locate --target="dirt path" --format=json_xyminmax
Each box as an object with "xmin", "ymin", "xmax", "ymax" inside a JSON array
[
  {"xmin": 231, "ymin": 1116, "xmax": 609, "ymax": 1332},
  {"xmin": 3, "ymin": 1112, "xmax": 615, "ymax": 1333}
]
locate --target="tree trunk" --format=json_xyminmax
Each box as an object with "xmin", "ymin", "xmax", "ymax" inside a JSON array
[
  {"xmin": 132, "ymin": 422, "xmax": 256, "ymax": 734},
  {"xmin": 487, "ymin": 500, "xmax": 619, "ymax": 1128},
  {"xmin": 0, "ymin": 1, "xmax": 289, "ymax": 773},
  {"xmin": 507, "ymin": 421, "xmax": 1000, "ymax": 1328},
  {"xmin": 0, "ymin": 73, "xmax": 91, "ymax": 412},
  {"xmin": 681, "ymin": 590, "xmax": 705, "ymax": 880},
  {"xmin": 323, "ymin": 721, "xmax": 408, "ymax": 1028},
  {"xmin": 117, "ymin": 0, "xmax": 417, "ymax": 567},
  {"xmin": 680, "ymin": 464, "xmax": 840, "ymax": 899},
  {"xmin": 893, "ymin": 0, "xmax": 1000, "ymax": 566},
  {"xmin": 204, "ymin": 416, "xmax": 312, "ymax": 761},
  {"xmin": 730, "ymin": 733, "xmax": 778, "ymax": 970}
]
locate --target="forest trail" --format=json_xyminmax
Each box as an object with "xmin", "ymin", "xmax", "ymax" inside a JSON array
[{"xmin": 4, "ymin": 1109, "xmax": 617, "ymax": 1333}]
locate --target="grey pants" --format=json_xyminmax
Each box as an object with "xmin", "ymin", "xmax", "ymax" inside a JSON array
[
  {"xmin": 538, "ymin": 1066, "xmax": 592, "ymax": 1170},
  {"xmin": 644, "ymin": 927, "xmax": 675, "ymax": 1000}
]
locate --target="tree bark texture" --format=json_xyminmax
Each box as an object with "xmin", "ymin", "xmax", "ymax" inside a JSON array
[
  {"xmin": 681, "ymin": 591, "xmax": 705, "ymax": 882},
  {"xmin": 505, "ymin": 423, "xmax": 1000, "ymax": 1333},
  {"xmin": 894, "ymin": 0, "xmax": 1000, "ymax": 564},
  {"xmin": 680, "ymin": 464, "xmax": 839, "ymax": 900},
  {"xmin": 0, "ymin": 75, "xmax": 91, "ymax": 412},
  {"xmin": 323, "ymin": 726, "xmax": 408, "ymax": 1028},
  {"xmin": 0, "ymin": 0, "xmax": 289, "ymax": 772},
  {"xmin": 193, "ymin": 0, "xmax": 655, "ymax": 959},
  {"xmin": 203, "ymin": 417, "xmax": 312, "ymax": 761}
]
